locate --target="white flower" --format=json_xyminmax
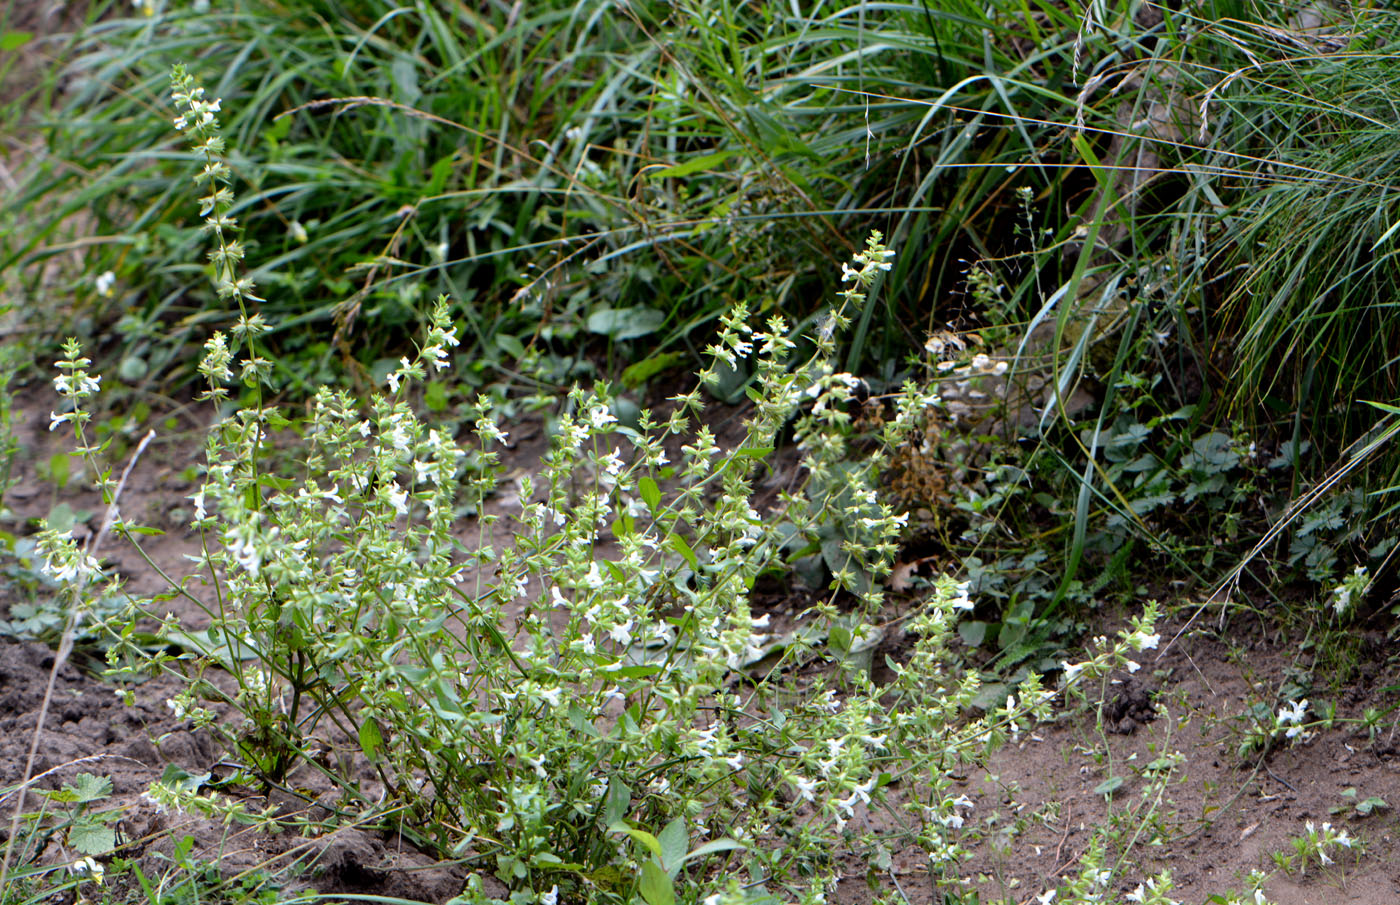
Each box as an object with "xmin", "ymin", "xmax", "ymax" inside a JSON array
[
  {"xmin": 385, "ymin": 482, "xmax": 408, "ymax": 516},
  {"xmin": 792, "ymin": 776, "xmax": 817, "ymax": 803},
  {"xmin": 190, "ymin": 489, "xmax": 207, "ymax": 520},
  {"xmin": 421, "ymin": 344, "xmax": 449, "ymax": 371},
  {"xmin": 601, "ymin": 447, "xmax": 624, "ymax": 479},
  {"xmin": 1126, "ymin": 885, "xmax": 1145, "ymax": 903},
  {"xmin": 1126, "ymin": 659, "xmax": 1141, "ymax": 673},
  {"xmin": 288, "ymin": 221, "xmax": 308, "ymax": 243},
  {"xmin": 1277, "ymin": 699, "xmax": 1308, "ymax": 737},
  {"xmin": 72, "ymin": 856, "xmax": 105, "ymax": 884},
  {"xmin": 1035, "ymin": 890, "xmax": 1056, "ymax": 905},
  {"xmin": 1129, "ymin": 629, "xmax": 1160, "ymax": 651},
  {"xmin": 539, "ymin": 886, "xmax": 558, "ymax": 905},
  {"xmin": 587, "ymin": 405, "xmax": 617, "ymax": 430},
  {"xmin": 608, "ymin": 620, "xmax": 633, "ymax": 646},
  {"xmin": 95, "ymin": 271, "xmax": 116, "ymax": 297},
  {"xmin": 1061, "ymin": 660, "xmax": 1087, "ymax": 683},
  {"xmin": 584, "ymin": 562, "xmax": 605, "ymax": 589},
  {"xmin": 835, "ymin": 778, "xmax": 875, "ymax": 816}
]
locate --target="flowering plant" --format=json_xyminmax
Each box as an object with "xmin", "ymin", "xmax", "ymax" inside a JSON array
[{"xmin": 36, "ymin": 66, "xmax": 1166, "ymax": 905}]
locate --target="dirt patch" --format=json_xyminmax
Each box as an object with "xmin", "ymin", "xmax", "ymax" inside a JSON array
[{"xmin": 959, "ymin": 613, "xmax": 1400, "ymax": 904}]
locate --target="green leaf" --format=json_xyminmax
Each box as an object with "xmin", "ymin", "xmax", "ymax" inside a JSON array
[
  {"xmin": 47, "ymin": 453, "xmax": 70, "ymax": 490},
  {"xmin": 667, "ymin": 533, "xmax": 698, "ymax": 571},
  {"xmin": 682, "ymin": 838, "xmax": 747, "ymax": 864},
  {"xmin": 358, "ymin": 717, "xmax": 383, "ymax": 760},
  {"xmin": 621, "ymin": 352, "xmax": 683, "ymax": 389},
  {"xmin": 1094, "ymin": 776, "xmax": 1125, "ymax": 797},
  {"xmin": 1356, "ymin": 796, "xmax": 1389, "ymax": 816},
  {"xmin": 118, "ymin": 355, "xmax": 148, "ymax": 382},
  {"xmin": 735, "ymin": 446, "xmax": 775, "ymax": 459},
  {"xmin": 587, "ymin": 306, "xmax": 665, "ymax": 341},
  {"xmin": 424, "ymin": 381, "xmax": 448, "ymax": 412},
  {"xmin": 68, "ymin": 821, "xmax": 116, "ymax": 856},
  {"xmin": 639, "ymin": 859, "xmax": 674, "ymax": 905},
  {"xmin": 609, "ymin": 824, "xmax": 662, "ymax": 860},
  {"xmin": 0, "ymin": 32, "xmax": 33, "ymax": 52},
  {"xmin": 607, "ymin": 664, "xmax": 663, "ymax": 679},
  {"xmin": 657, "ymin": 818, "xmax": 688, "ymax": 874},
  {"xmin": 958, "ymin": 621, "xmax": 987, "ymax": 647},
  {"xmin": 157, "ymin": 764, "xmax": 210, "ymax": 794},
  {"xmin": 638, "ymin": 476, "xmax": 661, "ymax": 512},
  {"xmin": 496, "ymin": 332, "xmax": 527, "ymax": 362},
  {"xmin": 45, "ymin": 502, "xmax": 75, "ymax": 535},
  {"xmin": 648, "ymin": 150, "xmax": 739, "ymax": 179},
  {"xmin": 66, "ymin": 773, "xmax": 113, "ymax": 804},
  {"xmin": 603, "ymin": 779, "xmax": 630, "ymax": 828}
]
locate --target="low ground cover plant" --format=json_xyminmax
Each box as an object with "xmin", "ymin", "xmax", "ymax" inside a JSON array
[{"xmin": 4, "ymin": 67, "xmax": 1170, "ymax": 905}]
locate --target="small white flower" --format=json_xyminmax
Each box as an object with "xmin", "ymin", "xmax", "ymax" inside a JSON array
[
  {"xmin": 587, "ymin": 405, "xmax": 617, "ymax": 430},
  {"xmin": 72, "ymin": 856, "xmax": 105, "ymax": 884},
  {"xmin": 608, "ymin": 620, "xmax": 633, "ymax": 646},
  {"xmin": 1035, "ymin": 890, "xmax": 1056, "ymax": 905},
  {"xmin": 1129, "ymin": 629, "xmax": 1160, "ymax": 651},
  {"xmin": 539, "ymin": 886, "xmax": 558, "ymax": 905},
  {"xmin": 792, "ymin": 776, "xmax": 817, "ymax": 803},
  {"xmin": 288, "ymin": 221, "xmax": 308, "ymax": 243},
  {"xmin": 1061, "ymin": 660, "xmax": 1087, "ymax": 683},
  {"xmin": 385, "ymin": 482, "xmax": 408, "ymax": 516},
  {"xmin": 1277, "ymin": 699, "xmax": 1309, "ymax": 737},
  {"xmin": 835, "ymin": 778, "xmax": 875, "ymax": 816},
  {"xmin": 95, "ymin": 271, "xmax": 116, "ymax": 297}
]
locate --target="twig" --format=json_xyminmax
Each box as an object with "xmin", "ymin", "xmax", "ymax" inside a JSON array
[{"xmin": 1263, "ymin": 761, "xmax": 1297, "ymax": 793}]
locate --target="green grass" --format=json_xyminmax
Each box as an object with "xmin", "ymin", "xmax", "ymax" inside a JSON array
[{"xmin": 1, "ymin": 0, "xmax": 1180, "ymax": 394}]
